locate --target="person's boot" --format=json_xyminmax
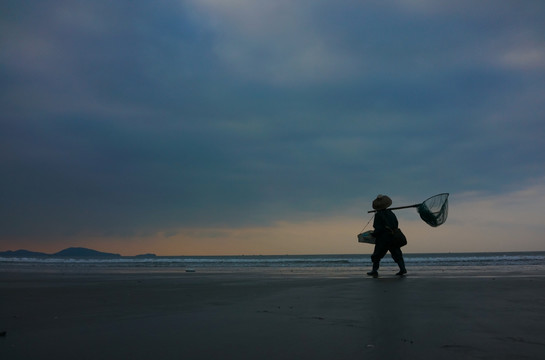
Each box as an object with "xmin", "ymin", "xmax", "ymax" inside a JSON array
[
  {"xmin": 396, "ymin": 259, "xmax": 407, "ymax": 276},
  {"xmin": 367, "ymin": 262, "xmax": 379, "ymax": 277}
]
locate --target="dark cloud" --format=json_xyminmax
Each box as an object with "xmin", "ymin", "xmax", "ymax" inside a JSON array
[{"xmin": 1, "ymin": 1, "xmax": 544, "ymax": 242}]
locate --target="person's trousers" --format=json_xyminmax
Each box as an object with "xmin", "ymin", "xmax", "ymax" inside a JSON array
[{"xmin": 371, "ymin": 238, "xmax": 404, "ymax": 266}]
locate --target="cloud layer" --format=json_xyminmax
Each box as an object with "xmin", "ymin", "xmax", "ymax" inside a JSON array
[{"xmin": 1, "ymin": 1, "xmax": 544, "ymax": 253}]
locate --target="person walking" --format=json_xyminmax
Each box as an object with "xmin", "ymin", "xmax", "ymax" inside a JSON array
[{"xmin": 367, "ymin": 194, "xmax": 407, "ymax": 277}]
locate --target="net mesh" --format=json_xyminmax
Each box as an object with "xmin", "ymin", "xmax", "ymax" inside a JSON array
[{"xmin": 417, "ymin": 193, "xmax": 449, "ymax": 227}]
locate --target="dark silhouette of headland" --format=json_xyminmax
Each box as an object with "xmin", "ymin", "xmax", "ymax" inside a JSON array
[{"xmin": 0, "ymin": 247, "xmax": 155, "ymax": 258}]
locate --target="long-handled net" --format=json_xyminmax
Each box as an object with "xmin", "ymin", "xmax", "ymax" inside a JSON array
[{"xmin": 368, "ymin": 193, "xmax": 449, "ymax": 227}]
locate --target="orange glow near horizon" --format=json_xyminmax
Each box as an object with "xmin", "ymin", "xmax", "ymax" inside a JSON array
[{"xmin": 2, "ymin": 187, "xmax": 545, "ymax": 256}]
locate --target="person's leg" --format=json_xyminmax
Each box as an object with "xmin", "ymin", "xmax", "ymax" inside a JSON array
[
  {"xmin": 390, "ymin": 247, "xmax": 407, "ymax": 275},
  {"xmin": 368, "ymin": 241, "xmax": 388, "ymax": 276}
]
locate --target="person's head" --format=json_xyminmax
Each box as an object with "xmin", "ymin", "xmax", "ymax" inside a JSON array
[{"xmin": 372, "ymin": 194, "xmax": 392, "ymax": 210}]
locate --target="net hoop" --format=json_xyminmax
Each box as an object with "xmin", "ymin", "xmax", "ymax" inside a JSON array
[{"xmin": 417, "ymin": 193, "xmax": 449, "ymax": 227}]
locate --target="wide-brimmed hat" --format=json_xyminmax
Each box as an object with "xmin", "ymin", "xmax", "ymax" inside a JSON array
[{"xmin": 372, "ymin": 194, "xmax": 392, "ymax": 210}]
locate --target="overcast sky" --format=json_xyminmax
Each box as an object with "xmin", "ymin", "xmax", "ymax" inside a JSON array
[{"xmin": 1, "ymin": 0, "xmax": 544, "ymax": 255}]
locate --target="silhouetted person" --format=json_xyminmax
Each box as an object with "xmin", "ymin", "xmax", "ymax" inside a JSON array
[{"xmin": 367, "ymin": 195, "xmax": 407, "ymax": 277}]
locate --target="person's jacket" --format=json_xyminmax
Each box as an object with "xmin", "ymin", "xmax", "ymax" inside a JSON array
[{"xmin": 373, "ymin": 209, "xmax": 398, "ymax": 240}]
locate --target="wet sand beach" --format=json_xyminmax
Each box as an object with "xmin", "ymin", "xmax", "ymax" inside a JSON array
[{"xmin": 1, "ymin": 270, "xmax": 545, "ymax": 359}]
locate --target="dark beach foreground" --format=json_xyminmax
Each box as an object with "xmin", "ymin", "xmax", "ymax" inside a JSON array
[{"xmin": 1, "ymin": 269, "xmax": 544, "ymax": 360}]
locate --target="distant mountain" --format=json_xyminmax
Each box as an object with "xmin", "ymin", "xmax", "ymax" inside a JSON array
[
  {"xmin": 0, "ymin": 247, "xmax": 122, "ymax": 258},
  {"xmin": 0, "ymin": 249, "xmax": 49, "ymax": 258},
  {"xmin": 53, "ymin": 247, "xmax": 121, "ymax": 258},
  {"xmin": 134, "ymin": 253, "xmax": 157, "ymax": 258}
]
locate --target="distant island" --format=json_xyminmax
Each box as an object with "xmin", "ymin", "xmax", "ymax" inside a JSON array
[
  {"xmin": 0, "ymin": 247, "xmax": 156, "ymax": 258},
  {"xmin": 134, "ymin": 253, "xmax": 157, "ymax": 258}
]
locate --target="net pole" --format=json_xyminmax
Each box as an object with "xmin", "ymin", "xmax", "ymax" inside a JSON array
[{"xmin": 367, "ymin": 204, "xmax": 420, "ymax": 213}]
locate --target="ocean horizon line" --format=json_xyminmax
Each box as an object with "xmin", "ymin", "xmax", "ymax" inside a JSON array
[{"xmin": 2, "ymin": 248, "xmax": 545, "ymax": 258}]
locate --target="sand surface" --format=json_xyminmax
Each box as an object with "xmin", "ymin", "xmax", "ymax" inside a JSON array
[{"xmin": 1, "ymin": 270, "xmax": 545, "ymax": 359}]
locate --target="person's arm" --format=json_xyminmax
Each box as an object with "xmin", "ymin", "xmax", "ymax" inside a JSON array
[{"xmin": 373, "ymin": 211, "xmax": 387, "ymax": 237}]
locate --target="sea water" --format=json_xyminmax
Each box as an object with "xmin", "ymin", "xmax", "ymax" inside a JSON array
[{"xmin": 1, "ymin": 252, "xmax": 545, "ymax": 276}]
